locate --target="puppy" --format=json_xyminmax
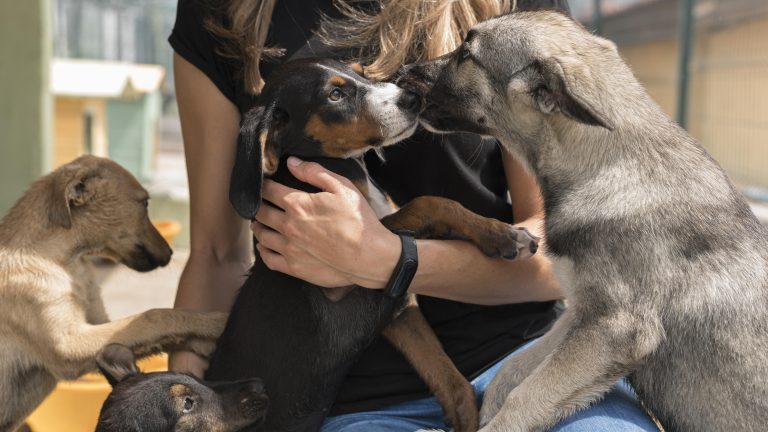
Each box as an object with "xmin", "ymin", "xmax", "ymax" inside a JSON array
[
  {"xmin": 400, "ymin": 10, "xmax": 768, "ymax": 432},
  {"xmin": 206, "ymin": 58, "xmax": 539, "ymax": 432},
  {"xmin": 0, "ymin": 156, "xmax": 227, "ymax": 432},
  {"xmin": 96, "ymin": 344, "xmax": 268, "ymax": 432}
]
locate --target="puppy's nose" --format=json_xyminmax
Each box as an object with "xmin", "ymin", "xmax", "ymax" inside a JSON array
[
  {"xmin": 396, "ymin": 90, "xmax": 422, "ymax": 112},
  {"xmin": 242, "ymin": 379, "xmax": 265, "ymax": 395}
]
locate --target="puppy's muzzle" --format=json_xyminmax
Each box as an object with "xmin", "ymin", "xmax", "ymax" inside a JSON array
[
  {"xmin": 236, "ymin": 379, "xmax": 269, "ymax": 420},
  {"xmin": 396, "ymin": 90, "xmax": 423, "ymax": 113},
  {"xmin": 395, "ymin": 59, "xmax": 446, "ymax": 101},
  {"xmin": 127, "ymin": 242, "xmax": 172, "ymax": 272}
]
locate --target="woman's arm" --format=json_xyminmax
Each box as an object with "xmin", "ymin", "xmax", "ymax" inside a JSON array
[
  {"xmin": 409, "ymin": 150, "xmax": 562, "ymax": 304},
  {"xmin": 170, "ymin": 53, "xmax": 252, "ymax": 376},
  {"xmin": 252, "ymin": 153, "xmax": 563, "ymax": 306}
]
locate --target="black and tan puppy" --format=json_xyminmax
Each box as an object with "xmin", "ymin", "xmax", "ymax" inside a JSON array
[
  {"xmin": 205, "ymin": 58, "xmax": 539, "ymax": 432},
  {"xmin": 96, "ymin": 344, "xmax": 268, "ymax": 432}
]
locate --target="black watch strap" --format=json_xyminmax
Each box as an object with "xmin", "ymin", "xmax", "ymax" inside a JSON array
[{"xmin": 383, "ymin": 230, "xmax": 419, "ymax": 299}]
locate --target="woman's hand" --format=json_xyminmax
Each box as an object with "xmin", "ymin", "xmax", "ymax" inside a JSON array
[{"xmin": 252, "ymin": 157, "xmax": 401, "ymax": 289}]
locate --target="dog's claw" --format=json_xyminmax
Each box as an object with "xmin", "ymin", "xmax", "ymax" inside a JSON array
[
  {"xmin": 530, "ymin": 241, "xmax": 539, "ymax": 254},
  {"xmin": 476, "ymin": 225, "xmax": 540, "ymax": 261},
  {"xmin": 503, "ymin": 249, "xmax": 519, "ymax": 260}
]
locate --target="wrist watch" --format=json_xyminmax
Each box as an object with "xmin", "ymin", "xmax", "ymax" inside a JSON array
[{"xmin": 383, "ymin": 230, "xmax": 419, "ymax": 299}]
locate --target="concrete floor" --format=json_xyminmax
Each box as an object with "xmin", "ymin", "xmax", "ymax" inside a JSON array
[
  {"xmin": 98, "ymin": 249, "xmax": 188, "ymax": 320},
  {"xmin": 98, "ymin": 116, "xmax": 189, "ymax": 317}
]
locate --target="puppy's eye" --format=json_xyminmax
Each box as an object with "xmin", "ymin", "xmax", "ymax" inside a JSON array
[
  {"xmin": 459, "ymin": 43, "xmax": 471, "ymax": 62},
  {"xmin": 142, "ymin": 199, "xmax": 149, "ymax": 208},
  {"xmin": 328, "ymin": 87, "xmax": 345, "ymax": 102},
  {"xmin": 182, "ymin": 397, "xmax": 195, "ymax": 413}
]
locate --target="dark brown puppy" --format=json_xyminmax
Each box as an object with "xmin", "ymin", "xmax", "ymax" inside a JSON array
[
  {"xmin": 96, "ymin": 344, "xmax": 268, "ymax": 432},
  {"xmin": 206, "ymin": 58, "xmax": 539, "ymax": 432}
]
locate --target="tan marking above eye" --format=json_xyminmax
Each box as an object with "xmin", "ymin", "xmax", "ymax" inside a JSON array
[
  {"xmin": 170, "ymin": 383, "xmax": 189, "ymax": 398},
  {"xmin": 349, "ymin": 63, "xmax": 364, "ymax": 76},
  {"xmin": 329, "ymin": 76, "xmax": 347, "ymax": 87},
  {"xmin": 304, "ymin": 114, "xmax": 383, "ymax": 157}
]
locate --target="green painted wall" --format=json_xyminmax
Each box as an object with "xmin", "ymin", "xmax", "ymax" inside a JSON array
[
  {"xmin": 0, "ymin": 0, "xmax": 51, "ymax": 215},
  {"xmin": 107, "ymin": 91, "xmax": 161, "ymax": 183}
]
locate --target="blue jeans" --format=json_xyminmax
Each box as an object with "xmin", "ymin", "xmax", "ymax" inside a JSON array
[{"xmin": 321, "ymin": 339, "xmax": 658, "ymax": 431}]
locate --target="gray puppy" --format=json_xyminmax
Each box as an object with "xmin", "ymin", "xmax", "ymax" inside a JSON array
[{"xmin": 399, "ymin": 10, "xmax": 768, "ymax": 432}]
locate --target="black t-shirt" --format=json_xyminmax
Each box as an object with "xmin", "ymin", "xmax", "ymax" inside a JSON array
[{"xmin": 170, "ymin": 0, "xmax": 567, "ymax": 415}]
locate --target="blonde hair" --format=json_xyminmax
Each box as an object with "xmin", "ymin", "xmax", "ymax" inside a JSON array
[
  {"xmin": 207, "ymin": 0, "xmax": 515, "ymax": 93},
  {"xmin": 205, "ymin": 0, "xmax": 280, "ymax": 93},
  {"xmin": 321, "ymin": 0, "xmax": 514, "ymax": 80}
]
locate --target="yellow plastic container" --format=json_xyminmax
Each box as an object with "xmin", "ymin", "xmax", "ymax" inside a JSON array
[
  {"xmin": 26, "ymin": 355, "xmax": 168, "ymax": 432},
  {"xmin": 153, "ymin": 219, "xmax": 182, "ymax": 247}
]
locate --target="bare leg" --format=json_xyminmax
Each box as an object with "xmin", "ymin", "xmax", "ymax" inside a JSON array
[{"xmin": 384, "ymin": 297, "xmax": 479, "ymax": 432}]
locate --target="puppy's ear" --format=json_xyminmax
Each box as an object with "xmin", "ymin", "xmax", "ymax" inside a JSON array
[
  {"xmin": 229, "ymin": 105, "xmax": 285, "ymax": 219},
  {"xmin": 533, "ymin": 57, "xmax": 615, "ymax": 131},
  {"xmin": 48, "ymin": 163, "xmax": 99, "ymax": 229},
  {"xmin": 97, "ymin": 344, "xmax": 139, "ymax": 387}
]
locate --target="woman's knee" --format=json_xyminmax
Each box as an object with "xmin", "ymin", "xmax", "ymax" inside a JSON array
[
  {"xmin": 321, "ymin": 415, "xmax": 430, "ymax": 432},
  {"xmin": 550, "ymin": 384, "xmax": 659, "ymax": 432}
]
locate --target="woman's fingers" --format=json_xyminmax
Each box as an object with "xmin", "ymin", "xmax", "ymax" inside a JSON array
[
  {"xmin": 286, "ymin": 156, "xmax": 350, "ymax": 194},
  {"xmin": 251, "ymin": 222, "xmax": 287, "ymax": 254},
  {"xmin": 254, "ymin": 202, "xmax": 286, "ymax": 231},
  {"xmin": 256, "ymin": 243, "xmax": 290, "ymax": 273},
  {"xmin": 261, "ymin": 179, "xmax": 304, "ymax": 210}
]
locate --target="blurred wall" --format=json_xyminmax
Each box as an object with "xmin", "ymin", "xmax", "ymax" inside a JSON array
[
  {"xmin": 0, "ymin": 0, "xmax": 52, "ymax": 215},
  {"xmin": 53, "ymin": 97, "xmax": 108, "ymax": 167},
  {"xmin": 688, "ymin": 15, "xmax": 768, "ymax": 189},
  {"xmin": 601, "ymin": 0, "xmax": 768, "ymax": 190},
  {"xmin": 621, "ymin": 40, "xmax": 679, "ymax": 116}
]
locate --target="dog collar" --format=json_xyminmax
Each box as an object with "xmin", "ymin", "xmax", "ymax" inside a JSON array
[{"xmin": 383, "ymin": 230, "xmax": 419, "ymax": 299}]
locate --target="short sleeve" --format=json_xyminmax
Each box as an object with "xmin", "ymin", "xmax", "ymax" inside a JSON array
[{"xmin": 169, "ymin": 0, "xmax": 240, "ymax": 105}]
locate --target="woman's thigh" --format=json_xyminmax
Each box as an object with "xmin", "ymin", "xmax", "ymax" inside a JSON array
[
  {"xmin": 321, "ymin": 339, "xmax": 659, "ymax": 432},
  {"xmin": 550, "ymin": 380, "xmax": 659, "ymax": 432},
  {"xmin": 321, "ymin": 395, "xmax": 445, "ymax": 432}
]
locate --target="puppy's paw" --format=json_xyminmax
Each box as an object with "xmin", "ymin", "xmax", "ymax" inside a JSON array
[
  {"xmin": 475, "ymin": 225, "xmax": 539, "ymax": 261},
  {"xmin": 196, "ymin": 311, "xmax": 230, "ymax": 338},
  {"xmin": 183, "ymin": 337, "xmax": 218, "ymax": 359},
  {"xmin": 438, "ymin": 380, "xmax": 479, "ymax": 432},
  {"xmin": 479, "ymin": 389, "xmax": 507, "ymax": 427}
]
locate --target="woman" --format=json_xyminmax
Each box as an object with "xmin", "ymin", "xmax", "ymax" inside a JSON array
[{"xmin": 168, "ymin": 0, "xmax": 658, "ymax": 430}]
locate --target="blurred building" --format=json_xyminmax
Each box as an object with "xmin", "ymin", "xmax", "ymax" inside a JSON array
[
  {"xmin": 574, "ymin": 0, "xmax": 768, "ymax": 193},
  {"xmin": 51, "ymin": 59, "xmax": 165, "ymax": 180},
  {"xmin": 52, "ymin": 0, "xmax": 177, "ymax": 91}
]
